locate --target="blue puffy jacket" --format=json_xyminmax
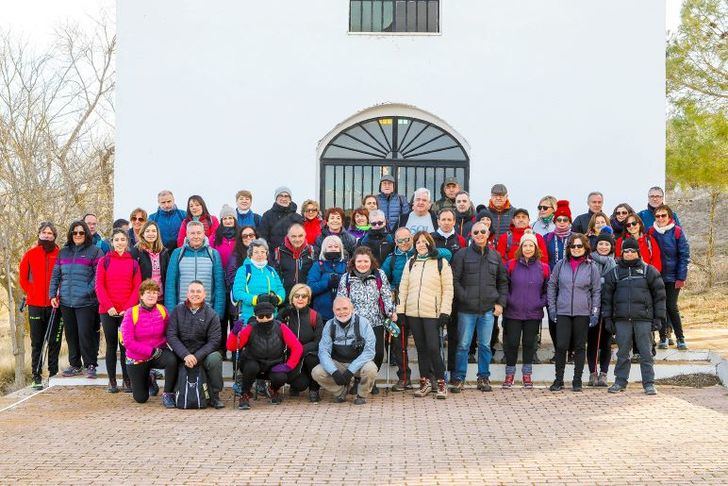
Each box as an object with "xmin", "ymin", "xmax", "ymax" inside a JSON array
[
  {"xmin": 307, "ymin": 259, "xmax": 348, "ymax": 321},
  {"xmin": 49, "ymin": 243, "xmax": 103, "ymax": 308},
  {"xmin": 165, "ymin": 240, "xmax": 226, "ymax": 316},
  {"xmin": 377, "ymin": 192, "xmax": 410, "ymax": 232},
  {"xmin": 649, "ymin": 225, "xmax": 689, "ymax": 282},
  {"xmin": 149, "ymin": 206, "xmax": 187, "ymax": 250},
  {"xmin": 639, "ymin": 207, "xmax": 681, "ymax": 230},
  {"xmin": 231, "ymin": 258, "xmax": 286, "ymax": 323}
]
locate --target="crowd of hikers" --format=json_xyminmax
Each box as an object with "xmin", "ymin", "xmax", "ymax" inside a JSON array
[{"xmin": 19, "ymin": 179, "xmax": 690, "ymax": 408}]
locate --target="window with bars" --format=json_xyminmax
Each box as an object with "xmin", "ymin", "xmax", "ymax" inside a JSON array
[
  {"xmin": 320, "ymin": 116, "xmax": 468, "ymax": 213},
  {"xmin": 349, "ymin": 0, "xmax": 440, "ymax": 33}
]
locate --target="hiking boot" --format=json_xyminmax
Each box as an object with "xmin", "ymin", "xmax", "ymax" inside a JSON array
[
  {"xmin": 644, "ymin": 384, "xmax": 657, "ymax": 395},
  {"xmin": 572, "ymin": 380, "xmax": 583, "ymax": 392},
  {"xmin": 502, "ymin": 374, "xmax": 514, "ymax": 389},
  {"xmin": 477, "ymin": 377, "xmax": 492, "ymax": 392},
  {"xmin": 238, "ymin": 392, "xmax": 251, "ymax": 410},
  {"xmin": 391, "ymin": 379, "xmax": 411, "ymax": 392},
  {"xmin": 587, "ymin": 372, "xmax": 598, "ymax": 386},
  {"xmin": 522, "ymin": 374, "xmax": 533, "ymax": 389},
  {"xmin": 348, "ymin": 377, "xmax": 360, "ymax": 395},
  {"xmin": 370, "ymin": 384, "xmax": 380, "ymax": 395},
  {"xmin": 468, "ymin": 353, "xmax": 477, "ymax": 364},
  {"xmin": 122, "ymin": 378, "xmax": 133, "ymax": 393},
  {"xmin": 657, "ymin": 339, "xmax": 668, "ymax": 350},
  {"xmin": 676, "ymin": 338, "xmax": 688, "ymax": 350},
  {"xmin": 148, "ymin": 372, "xmax": 159, "ymax": 397},
  {"xmin": 162, "ymin": 392, "xmax": 176, "ymax": 409},
  {"xmin": 107, "ymin": 377, "xmax": 119, "ymax": 394},
  {"xmin": 31, "ymin": 377, "xmax": 44, "ymax": 390},
  {"xmin": 449, "ymin": 379, "xmax": 464, "ymax": 393},
  {"xmin": 270, "ymin": 388, "xmax": 283, "ymax": 405},
  {"xmin": 353, "ymin": 395, "xmax": 366, "ymax": 405},
  {"xmin": 631, "ymin": 353, "xmax": 640, "ymax": 364},
  {"xmin": 209, "ymin": 392, "xmax": 225, "ymax": 409},
  {"xmin": 549, "ymin": 380, "xmax": 564, "ymax": 392},
  {"xmin": 414, "ymin": 378, "xmax": 432, "ymax": 397},
  {"xmin": 608, "ymin": 382, "xmax": 627, "ymax": 393},
  {"xmin": 596, "ymin": 372, "xmax": 609, "ymax": 387},
  {"xmin": 62, "ymin": 366, "xmax": 83, "ymax": 377},
  {"xmin": 308, "ymin": 389, "xmax": 320, "ymax": 403},
  {"xmin": 86, "ymin": 365, "xmax": 97, "ymax": 379},
  {"xmin": 435, "ymin": 379, "xmax": 448, "ymax": 399}
]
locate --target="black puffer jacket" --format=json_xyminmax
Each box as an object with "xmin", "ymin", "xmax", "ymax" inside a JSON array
[
  {"xmin": 451, "ymin": 243, "xmax": 508, "ymax": 313},
  {"xmin": 258, "ymin": 202, "xmax": 304, "ymax": 249},
  {"xmin": 271, "ymin": 239, "xmax": 316, "ymax": 295},
  {"xmin": 166, "ymin": 302, "xmax": 221, "ymax": 361},
  {"xmin": 358, "ymin": 229, "xmax": 395, "ymax": 265},
  {"xmin": 130, "ymin": 247, "xmax": 170, "ymax": 284},
  {"xmin": 280, "ymin": 305, "xmax": 323, "ymax": 357},
  {"xmin": 601, "ymin": 258, "xmax": 666, "ymax": 323}
]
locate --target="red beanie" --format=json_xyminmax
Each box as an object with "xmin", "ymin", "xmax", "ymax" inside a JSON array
[{"xmin": 554, "ymin": 200, "xmax": 572, "ymax": 221}]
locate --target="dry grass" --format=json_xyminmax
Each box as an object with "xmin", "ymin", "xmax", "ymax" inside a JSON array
[
  {"xmin": 655, "ymin": 373, "xmax": 722, "ymax": 388},
  {"xmin": 680, "ymin": 285, "xmax": 728, "ymax": 329}
]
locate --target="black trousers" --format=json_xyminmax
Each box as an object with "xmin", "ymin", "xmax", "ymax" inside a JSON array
[
  {"xmin": 409, "ymin": 316, "xmax": 445, "ymax": 381},
  {"xmin": 61, "ymin": 305, "xmax": 98, "ymax": 368},
  {"xmin": 101, "ymin": 314, "xmax": 128, "ymax": 381},
  {"xmin": 127, "ymin": 349, "xmax": 178, "ymax": 404},
  {"xmin": 239, "ymin": 359, "xmax": 295, "ymax": 393},
  {"xmin": 503, "ymin": 318, "xmax": 540, "ymax": 367},
  {"xmin": 587, "ymin": 320, "xmax": 612, "ymax": 374},
  {"xmin": 554, "ymin": 315, "xmax": 589, "ymax": 382},
  {"xmin": 446, "ymin": 312, "xmax": 458, "ymax": 371},
  {"xmin": 373, "ymin": 325, "xmax": 385, "ymax": 370},
  {"xmin": 289, "ymin": 354, "xmax": 321, "ymax": 392},
  {"xmin": 663, "ymin": 282, "xmax": 685, "ymax": 340},
  {"xmin": 490, "ymin": 316, "xmax": 499, "ymax": 348},
  {"xmin": 28, "ymin": 305, "xmax": 63, "ymax": 379}
]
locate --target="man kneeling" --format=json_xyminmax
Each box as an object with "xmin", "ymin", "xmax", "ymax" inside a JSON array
[
  {"xmin": 312, "ymin": 296, "xmax": 377, "ymax": 405},
  {"xmin": 227, "ymin": 301, "xmax": 303, "ymax": 410}
]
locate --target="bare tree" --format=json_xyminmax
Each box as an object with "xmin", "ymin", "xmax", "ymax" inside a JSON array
[{"xmin": 0, "ymin": 15, "xmax": 115, "ymax": 388}]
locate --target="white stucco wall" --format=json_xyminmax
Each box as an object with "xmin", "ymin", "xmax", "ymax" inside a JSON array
[{"xmin": 116, "ymin": 0, "xmax": 665, "ymax": 218}]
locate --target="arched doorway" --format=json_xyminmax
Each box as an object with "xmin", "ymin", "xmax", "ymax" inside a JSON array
[{"xmin": 320, "ymin": 115, "xmax": 469, "ymax": 212}]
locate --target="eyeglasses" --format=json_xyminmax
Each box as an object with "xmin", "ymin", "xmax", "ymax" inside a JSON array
[
  {"xmin": 537, "ymin": 205, "xmax": 552, "ymax": 211},
  {"xmin": 277, "ymin": 194, "xmax": 291, "ymax": 199},
  {"xmin": 648, "ymin": 194, "xmax": 663, "ymax": 199},
  {"xmin": 292, "ymin": 293, "xmax": 309, "ymax": 299},
  {"xmin": 555, "ymin": 217, "xmax": 570, "ymax": 223},
  {"xmin": 72, "ymin": 231, "xmax": 85, "ymax": 236},
  {"xmin": 472, "ymin": 229, "xmax": 488, "ymax": 235},
  {"xmin": 569, "ymin": 244, "xmax": 585, "ymax": 249},
  {"xmin": 132, "ymin": 217, "xmax": 146, "ymax": 222},
  {"xmin": 396, "ymin": 237, "xmax": 411, "ymax": 244},
  {"xmin": 256, "ymin": 313, "xmax": 273, "ymax": 319},
  {"xmin": 615, "ymin": 210, "xmax": 628, "ymax": 216},
  {"xmin": 622, "ymin": 248, "xmax": 638, "ymax": 254},
  {"xmin": 626, "ymin": 221, "xmax": 639, "ymax": 228},
  {"xmin": 242, "ymin": 233, "xmax": 256, "ymax": 239},
  {"xmin": 370, "ymin": 221, "xmax": 385, "ymax": 227},
  {"xmin": 655, "ymin": 213, "xmax": 669, "ymax": 219},
  {"xmin": 305, "ymin": 208, "xmax": 318, "ymax": 213}
]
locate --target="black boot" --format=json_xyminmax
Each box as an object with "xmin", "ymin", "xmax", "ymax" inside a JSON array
[
  {"xmin": 549, "ymin": 380, "xmax": 564, "ymax": 392},
  {"xmin": 209, "ymin": 391, "xmax": 225, "ymax": 409}
]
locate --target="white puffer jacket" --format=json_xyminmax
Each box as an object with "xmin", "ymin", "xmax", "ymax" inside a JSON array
[{"xmin": 397, "ymin": 256, "xmax": 453, "ymax": 319}]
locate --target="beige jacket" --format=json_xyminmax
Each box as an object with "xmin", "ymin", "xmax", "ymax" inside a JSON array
[{"xmin": 396, "ymin": 256, "xmax": 454, "ymax": 318}]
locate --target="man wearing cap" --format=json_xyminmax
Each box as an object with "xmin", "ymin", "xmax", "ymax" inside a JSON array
[
  {"xmin": 487, "ymin": 184, "xmax": 518, "ymax": 241},
  {"xmin": 312, "ymin": 296, "xmax": 377, "ymax": 405},
  {"xmin": 572, "ymin": 191, "xmax": 604, "ymax": 235},
  {"xmin": 234, "ymin": 189, "xmax": 262, "ymax": 228},
  {"xmin": 431, "ymin": 176, "xmax": 461, "ymax": 213},
  {"xmin": 496, "ymin": 208, "xmax": 549, "ymax": 264},
  {"xmin": 376, "ymin": 175, "xmax": 410, "ymax": 232},
  {"xmin": 602, "ymin": 238, "xmax": 666, "ymax": 395},
  {"xmin": 397, "ymin": 187, "xmax": 438, "ymax": 234},
  {"xmin": 258, "ymin": 186, "xmax": 304, "ymax": 250},
  {"xmin": 227, "ymin": 300, "xmax": 304, "ymax": 410}
]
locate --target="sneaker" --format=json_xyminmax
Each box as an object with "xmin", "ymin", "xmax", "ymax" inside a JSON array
[
  {"xmin": 238, "ymin": 392, "xmax": 251, "ymax": 410},
  {"xmin": 676, "ymin": 338, "xmax": 688, "ymax": 350},
  {"xmin": 86, "ymin": 365, "xmax": 97, "ymax": 379},
  {"xmin": 435, "ymin": 379, "xmax": 448, "ymax": 399},
  {"xmin": 148, "ymin": 372, "xmax": 159, "ymax": 397},
  {"xmin": 391, "ymin": 379, "xmax": 411, "ymax": 392},
  {"xmin": 572, "ymin": 380, "xmax": 583, "ymax": 392},
  {"xmin": 608, "ymin": 382, "xmax": 627, "ymax": 393},
  {"xmin": 657, "ymin": 339, "xmax": 668, "ymax": 350},
  {"xmin": 631, "ymin": 353, "xmax": 640, "ymax": 364},
  {"xmin": 502, "ymin": 374, "xmax": 514, "ymax": 389},
  {"xmin": 370, "ymin": 384, "xmax": 380, "ymax": 395},
  {"xmin": 449, "ymin": 379, "xmax": 464, "ymax": 393},
  {"xmin": 62, "ymin": 366, "xmax": 83, "ymax": 377},
  {"xmin": 477, "ymin": 377, "xmax": 492, "ymax": 392},
  {"xmin": 31, "ymin": 378, "xmax": 44, "ymax": 390},
  {"xmin": 209, "ymin": 393, "xmax": 225, "ymax": 409},
  {"xmin": 414, "ymin": 378, "xmax": 432, "ymax": 397},
  {"xmin": 353, "ymin": 395, "xmax": 366, "ymax": 405},
  {"xmin": 644, "ymin": 384, "xmax": 657, "ymax": 395},
  {"xmin": 668, "ymin": 338, "xmax": 675, "ymax": 346},
  {"xmin": 107, "ymin": 378, "xmax": 119, "ymax": 394},
  {"xmin": 468, "ymin": 353, "xmax": 477, "ymax": 364},
  {"xmin": 596, "ymin": 372, "xmax": 608, "ymax": 387},
  {"xmin": 549, "ymin": 380, "xmax": 564, "ymax": 392},
  {"xmin": 162, "ymin": 392, "xmax": 176, "ymax": 409},
  {"xmin": 587, "ymin": 372, "xmax": 598, "ymax": 386},
  {"xmin": 270, "ymin": 388, "xmax": 282, "ymax": 405},
  {"xmin": 522, "ymin": 374, "xmax": 533, "ymax": 389},
  {"xmin": 308, "ymin": 390, "xmax": 320, "ymax": 403}
]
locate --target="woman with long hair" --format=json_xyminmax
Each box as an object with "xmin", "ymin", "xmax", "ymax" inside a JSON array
[
  {"xmin": 131, "ymin": 221, "xmax": 170, "ymax": 302},
  {"xmin": 176, "ymin": 194, "xmax": 220, "ymax": 247}
]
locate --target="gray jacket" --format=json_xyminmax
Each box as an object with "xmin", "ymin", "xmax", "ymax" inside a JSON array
[
  {"xmin": 547, "ymin": 258, "xmax": 601, "ymax": 318},
  {"xmin": 318, "ymin": 314, "xmax": 376, "ymax": 374}
]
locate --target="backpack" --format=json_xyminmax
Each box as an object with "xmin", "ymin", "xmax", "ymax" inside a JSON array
[
  {"xmin": 647, "ymin": 226, "xmax": 682, "ymax": 240},
  {"xmin": 329, "ymin": 315, "xmax": 364, "ymax": 360},
  {"xmin": 175, "ymin": 364, "xmax": 209, "ymax": 409},
  {"xmin": 118, "ymin": 304, "xmax": 167, "ymax": 345},
  {"xmin": 344, "ymin": 272, "xmax": 386, "ymax": 315},
  {"xmin": 407, "ymin": 255, "xmax": 444, "ymax": 275}
]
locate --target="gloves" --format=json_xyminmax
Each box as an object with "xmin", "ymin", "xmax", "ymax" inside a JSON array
[
  {"xmin": 271, "ymin": 363, "xmax": 292, "ymax": 374},
  {"xmin": 341, "ymin": 369, "xmax": 353, "ymax": 384},
  {"xmin": 332, "ymin": 370, "xmax": 347, "ymax": 386},
  {"xmin": 604, "ymin": 319, "xmax": 615, "ymax": 335},
  {"xmin": 675, "ymin": 280, "xmax": 685, "ymax": 289},
  {"xmin": 589, "ymin": 315, "xmax": 599, "ymax": 328},
  {"xmin": 438, "ymin": 313, "xmax": 450, "ymax": 328},
  {"xmin": 652, "ymin": 319, "xmax": 663, "ymax": 332},
  {"xmin": 329, "ymin": 273, "xmax": 341, "ymax": 289},
  {"xmin": 232, "ymin": 320, "xmax": 245, "ymax": 335},
  {"xmin": 269, "ymin": 291, "xmax": 281, "ymax": 305}
]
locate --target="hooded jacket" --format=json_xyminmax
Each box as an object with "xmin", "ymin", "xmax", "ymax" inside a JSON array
[
  {"xmin": 20, "ymin": 244, "xmax": 59, "ymax": 307},
  {"xmin": 231, "ymin": 258, "xmax": 286, "ymax": 323},
  {"xmin": 638, "ymin": 206, "xmax": 681, "ymax": 229},
  {"xmin": 258, "ymin": 202, "xmax": 304, "ymax": 250},
  {"xmin": 547, "ymin": 257, "xmax": 601, "ymax": 318},
  {"xmin": 165, "ymin": 237, "xmax": 226, "ymax": 316},
  {"xmin": 95, "ymin": 251, "xmax": 142, "ymax": 314},
  {"xmin": 397, "ymin": 254, "xmax": 454, "ymax": 318},
  {"xmin": 455, "ymin": 209, "xmax": 476, "ymax": 239},
  {"xmin": 49, "ymin": 243, "xmax": 103, "ymax": 308},
  {"xmin": 271, "ymin": 237, "xmax": 316, "ymax": 295},
  {"xmin": 149, "ymin": 206, "xmax": 187, "ymax": 250},
  {"xmin": 488, "ymin": 201, "xmax": 517, "ymax": 241},
  {"xmin": 601, "ymin": 258, "xmax": 667, "ymax": 323},
  {"xmin": 451, "ymin": 242, "xmax": 508, "ymax": 313}
]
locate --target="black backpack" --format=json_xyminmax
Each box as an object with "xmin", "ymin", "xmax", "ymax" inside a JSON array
[{"xmin": 175, "ymin": 364, "xmax": 209, "ymax": 409}]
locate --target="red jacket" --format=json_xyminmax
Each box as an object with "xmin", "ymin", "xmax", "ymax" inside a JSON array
[
  {"xmin": 615, "ymin": 234, "xmax": 663, "ymax": 272},
  {"xmin": 303, "ymin": 218, "xmax": 323, "ymax": 246},
  {"xmin": 226, "ymin": 322, "xmax": 303, "ymax": 370},
  {"xmin": 95, "ymin": 251, "xmax": 142, "ymax": 314},
  {"xmin": 19, "ymin": 245, "xmax": 59, "ymax": 307},
  {"xmin": 496, "ymin": 226, "xmax": 549, "ymax": 264}
]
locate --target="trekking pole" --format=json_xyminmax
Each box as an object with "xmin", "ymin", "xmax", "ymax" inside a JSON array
[
  {"xmin": 36, "ymin": 307, "xmax": 57, "ymax": 379},
  {"xmin": 439, "ymin": 324, "xmax": 447, "ymax": 383},
  {"xmin": 385, "ymin": 332, "xmax": 392, "ymax": 395},
  {"xmin": 594, "ymin": 318, "xmax": 602, "ymax": 375}
]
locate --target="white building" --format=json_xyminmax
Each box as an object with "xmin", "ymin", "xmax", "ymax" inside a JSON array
[{"xmin": 116, "ymin": 0, "xmax": 666, "ymax": 218}]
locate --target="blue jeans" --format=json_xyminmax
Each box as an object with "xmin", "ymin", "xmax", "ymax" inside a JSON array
[{"xmin": 455, "ymin": 311, "xmax": 494, "ymax": 381}]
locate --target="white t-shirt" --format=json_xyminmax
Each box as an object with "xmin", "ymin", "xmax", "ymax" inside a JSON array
[{"xmin": 406, "ymin": 212, "xmax": 435, "ymax": 234}]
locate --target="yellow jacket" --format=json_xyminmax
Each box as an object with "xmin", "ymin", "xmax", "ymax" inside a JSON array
[{"xmin": 397, "ymin": 256, "xmax": 453, "ymax": 318}]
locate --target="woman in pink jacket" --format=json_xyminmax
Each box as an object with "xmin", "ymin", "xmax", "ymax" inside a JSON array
[
  {"xmin": 121, "ymin": 279, "xmax": 178, "ymax": 408},
  {"xmin": 95, "ymin": 229, "xmax": 142, "ymax": 393}
]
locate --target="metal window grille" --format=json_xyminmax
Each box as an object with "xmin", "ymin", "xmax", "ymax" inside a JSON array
[{"xmin": 349, "ymin": 0, "xmax": 440, "ymax": 33}]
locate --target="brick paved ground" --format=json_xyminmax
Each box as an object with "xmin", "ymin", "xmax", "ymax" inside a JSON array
[{"xmin": 2, "ymin": 385, "xmax": 728, "ymax": 485}]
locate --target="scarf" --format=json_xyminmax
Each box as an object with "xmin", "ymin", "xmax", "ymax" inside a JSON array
[
  {"xmin": 652, "ymin": 221, "xmax": 675, "ymax": 234},
  {"xmin": 355, "ymin": 224, "xmax": 371, "ymax": 232},
  {"xmin": 354, "ymin": 269, "xmax": 372, "ymax": 279},
  {"xmin": 251, "ymin": 259, "xmax": 268, "ymax": 269},
  {"xmin": 437, "ymin": 228, "xmax": 455, "ymax": 239},
  {"xmin": 222, "ymin": 226, "xmax": 236, "ymax": 239},
  {"xmin": 324, "ymin": 251, "xmax": 341, "ymax": 261},
  {"xmin": 554, "ymin": 225, "xmax": 571, "ymax": 238},
  {"xmin": 38, "ymin": 239, "xmax": 56, "ymax": 252},
  {"xmin": 539, "ymin": 214, "xmax": 554, "ymax": 225},
  {"xmin": 488, "ymin": 199, "xmax": 512, "ymax": 213},
  {"xmin": 569, "ymin": 255, "xmax": 586, "ymax": 273}
]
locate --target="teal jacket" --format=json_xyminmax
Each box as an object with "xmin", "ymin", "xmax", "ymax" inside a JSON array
[
  {"xmin": 165, "ymin": 238, "xmax": 225, "ymax": 316},
  {"xmin": 232, "ymin": 258, "xmax": 286, "ymax": 323}
]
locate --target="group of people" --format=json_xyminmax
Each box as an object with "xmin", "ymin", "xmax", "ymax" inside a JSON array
[{"xmin": 19, "ymin": 178, "xmax": 690, "ymax": 408}]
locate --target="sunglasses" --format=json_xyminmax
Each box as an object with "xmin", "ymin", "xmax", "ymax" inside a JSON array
[
  {"xmin": 132, "ymin": 217, "xmax": 146, "ymax": 222},
  {"xmin": 256, "ymin": 313, "xmax": 273, "ymax": 319},
  {"xmin": 472, "ymin": 229, "xmax": 488, "ymax": 235},
  {"xmin": 622, "ymin": 248, "xmax": 638, "ymax": 254},
  {"xmin": 242, "ymin": 233, "xmax": 256, "ymax": 239},
  {"xmin": 655, "ymin": 214, "xmax": 669, "ymax": 219},
  {"xmin": 555, "ymin": 217, "xmax": 570, "ymax": 223},
  {"xmin": 292, "ymin": 293, "xmax": 309, "ymax": 299},
  {"xmin": 626, "ymin": 221, "xmax": 639, "ymax": 227},
  {"xmin": 72, "ymin": 231, "xmax": 86, "ymax": 236},
  {"xmin": 396, "ymin": 238, "xmax": 411, "ymax": 244},
  {"xmin": 569, "ymin": 244, "xmax": 585, "ymax": 249},
  {"xmin": 370, "ymin": 221, "xmax": 385, "ymax": 227},
  {"xmin": 305, "ymin": 208, "xmax": 318, "ymax": 213},
  {"xmin": 537, "ymin": 205, "xmax": 552, "ymax": 211}
]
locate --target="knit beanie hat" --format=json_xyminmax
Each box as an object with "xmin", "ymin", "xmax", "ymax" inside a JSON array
[
  {"xmin": 553, "ymin": 200, "xmax": 572, "ymax": 221},
  {"xmin": 274, "ymin": 186, "xmax": 292, "ymax": 200},
  {"xmin": 596, "ymin": 228, "xmax": 615, "ymax": 250},
  {"xmin": 254, "ymin": 301, "xmax": 276, "ymax": 317},
  {"xmin": 519, "ymin": 233, "xmax": 538, "ymax": 249},
  {"xmin": 476, "ymin": 208, "xmax": 494, "ymax": 223},
  {"xmin": 621, "ymin": 238, "xmax": 640, "ymax": 254},
  {"xmin": 219, "ymin": 204, "xmax": 236, "ymax": 220}
]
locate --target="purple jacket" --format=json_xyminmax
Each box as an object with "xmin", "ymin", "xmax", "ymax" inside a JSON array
[
  {"xmin": 504, "ymin": 258, "xmax": 549, "ymax": 321},
  {"xmin": 547, "ymin": 257, "xmax": 601, "ymax": 318}
]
